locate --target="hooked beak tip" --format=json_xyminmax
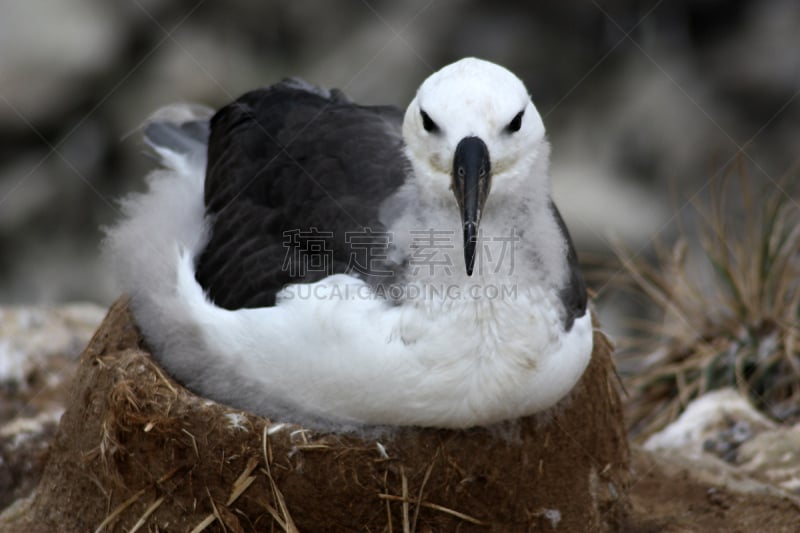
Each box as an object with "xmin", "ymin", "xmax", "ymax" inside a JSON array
[{"xmin": 464, "ymin": 222, "xmax": 477, "ymax": 276}]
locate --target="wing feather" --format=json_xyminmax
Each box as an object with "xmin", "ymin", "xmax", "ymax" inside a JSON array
[{"xmin": 196, "ymin": 81, "xmax": 408, "ymax": 309}]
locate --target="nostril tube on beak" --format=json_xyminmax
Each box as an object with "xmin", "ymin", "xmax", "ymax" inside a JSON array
[{"xmin": 452, "ymin": 136, "xmax": 491, "ymax": 276}]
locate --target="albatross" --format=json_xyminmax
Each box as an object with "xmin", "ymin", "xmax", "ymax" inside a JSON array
[{"xmin": 106, "ymin": 57, "xmax": 593, "ymax": 430}]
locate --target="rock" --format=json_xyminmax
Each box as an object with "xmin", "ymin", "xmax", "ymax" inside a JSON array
[
  {"xmin": 644, "ymin": 388, "xmax": 777, "ymax": 461},
  {"xmin": 737, "ymin": 425, "xmax": 800, "ymax": 493},
  {"xmin": 0, "ymin": 303, "xmax": 106, "ymax": 390},
  {"xmin": 643, "ymin": 388, "xmax": 800, "ymax": 509},
  {"xmin": 0, "ymin": 411, "xmax": 61, "ymax": 512},
  {"xmin": 0, "ymin": 303, "xmax": 105, "ymax": 511},
  {"xmin": 0, "ymin": 299, "xmax": 631, "ymax": 531},
  {"xmin": 626, "ymin": 445, "xmax": 800, "ymax": 532}
]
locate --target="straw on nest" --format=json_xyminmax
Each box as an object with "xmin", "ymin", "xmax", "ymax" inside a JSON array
[
  {"xmin": 618, "ymin": 170, "xmax": 800, "ymax": 438},
  {"xmin": 3, "ymin": 299, "xmax": 630, "ymax": 532}
]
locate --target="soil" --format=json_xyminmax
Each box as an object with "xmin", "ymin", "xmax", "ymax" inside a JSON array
[
  {"xmin": 0, "ymin": 354, "xmax": 71, "ymax": 510},
  {"xmin": 624, "ymin": 449, "xmax": 800, "ymax": 532},
  {"xmin": 1, "ymin": 301, "xmax": 799, "ymax": 531},
  {"xmin": 1, "ymin": 300, "xmax": 632, "ymax": 531}
]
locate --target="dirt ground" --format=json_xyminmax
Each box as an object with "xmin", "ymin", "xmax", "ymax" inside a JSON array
[
  {"xmin": 2, "ymin": 309, "xmax": 800, "ymax": 531},
  {"xmin": 4, "ymin": 444, "xmax": 798, "ymax": 532},
  {"xmin": 624, "ymin": 449, "xmax": 800, "ymax": 532},
  {"xmin": 4, "ymin": 381, "xmax": 799, "ymax": 530}
]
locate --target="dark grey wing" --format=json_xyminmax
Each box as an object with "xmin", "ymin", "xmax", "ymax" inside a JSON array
[
  {"xmin": 196, "ymin": 81, "xmax": 409, "ymax": 310},
  {"xmin": 549, "ymin": 201, "xmax": 588, "ymax": 331}
]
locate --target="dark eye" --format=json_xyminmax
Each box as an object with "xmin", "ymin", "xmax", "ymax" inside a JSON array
[
  {"xmin": 420, "ymin": 110, "xmax": 439, "ymax": 133},
  {"xmin": 505, "ymin": 110, "xmax": 525, "ymax": 133}
]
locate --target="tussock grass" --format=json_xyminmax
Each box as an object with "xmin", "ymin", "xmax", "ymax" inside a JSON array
[{"xmin": 618, "ymin": 170, "xmax": 800, "ymax": 437}]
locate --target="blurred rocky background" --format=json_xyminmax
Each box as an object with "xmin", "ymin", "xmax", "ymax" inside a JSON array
[{"xmin": 0, "ymin": 0, "xmax": 798, "ymax": 307}]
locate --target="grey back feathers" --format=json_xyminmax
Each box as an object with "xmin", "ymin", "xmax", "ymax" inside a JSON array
[
  {"xmin": 194, "ymin": 81, "xmax": 409, "ymax": 309},
  {"xmin": 138, "ymin": 81, "xmax": 587, "ymax": 330}
]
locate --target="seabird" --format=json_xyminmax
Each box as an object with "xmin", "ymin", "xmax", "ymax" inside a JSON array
[{"xmin": 106, "ymin": 57, "xmax": 592, "ymax": 430}]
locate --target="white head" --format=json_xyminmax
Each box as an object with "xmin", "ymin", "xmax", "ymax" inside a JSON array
[{"xmin": 402, "ymin": 57, "xmax": 549, "ymax": 274}]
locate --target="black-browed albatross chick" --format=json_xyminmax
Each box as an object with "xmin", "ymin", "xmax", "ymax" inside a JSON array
[{"xmin": 106, "ymin": 57, "xmax": 592, "ymax": 430}]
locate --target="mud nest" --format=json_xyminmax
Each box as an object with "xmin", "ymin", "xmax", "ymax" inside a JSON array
[{"xmin": 4, "ymin": 299, "xmax": 630, "ymax": 532}]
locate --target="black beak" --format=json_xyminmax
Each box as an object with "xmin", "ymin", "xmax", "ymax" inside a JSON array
[{"xmin": 452, "ymin": 136, "xmax": 491, "ymax": 276}]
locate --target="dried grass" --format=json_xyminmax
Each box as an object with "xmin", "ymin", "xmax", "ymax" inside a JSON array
[
  {"xmin": 261, "ymin": 424, "xmax": 299, "ymax": 533},
  {"xmin": 94, "ymin": 489, "xmax": 145, "ymax": 532},
  {"xmin": 376, "ymin": 494, "xmax": 488, "ymax": 526},
  {"xmin": 189, "ymin": 457, "xmax": 262, "ymax": 532},
  {"xmin": 129, "ymin": 496, "xmax": 165, "ymax": 533},
  {"xmin": 618, "ymin": 169, "xmax": 800, "ymax": 437}
]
